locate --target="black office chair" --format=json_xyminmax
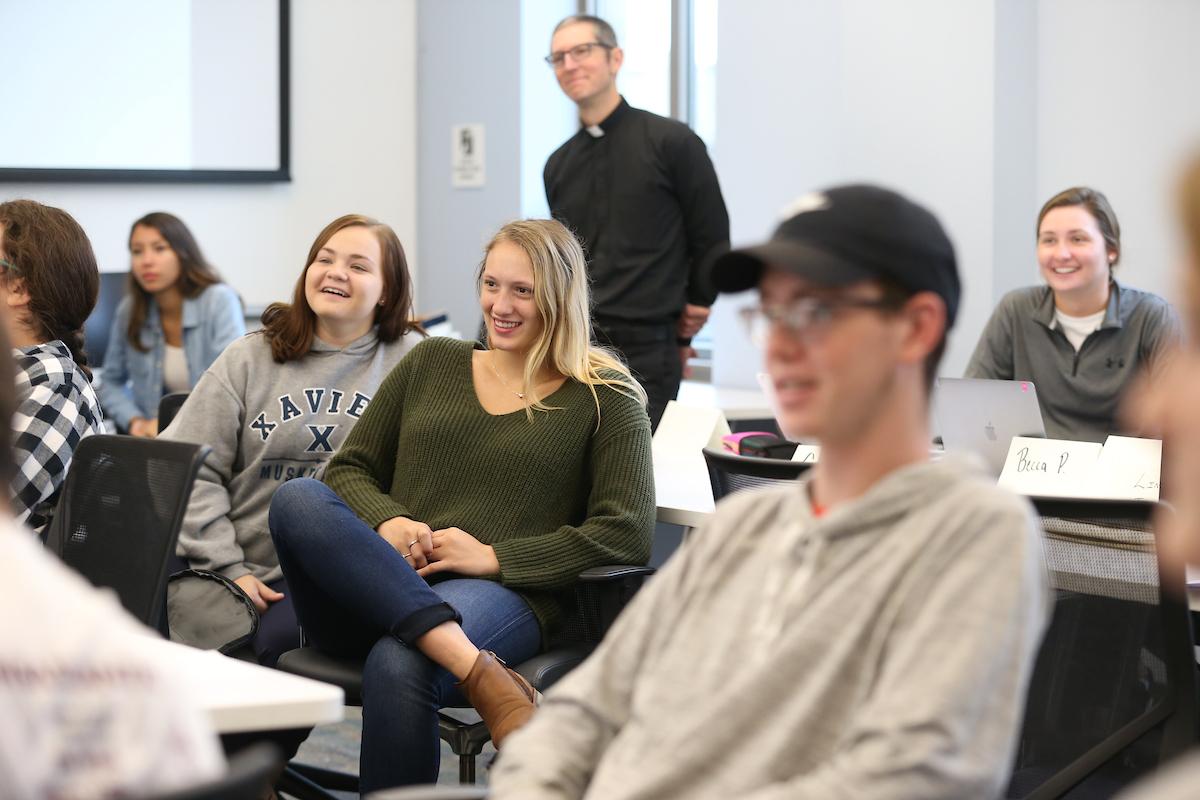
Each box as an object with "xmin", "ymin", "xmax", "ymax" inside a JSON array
[
  {"xmin": 701, "ymin": 445, "xmax": 812, "ymax": 501},
  {"xmin": 367, "ymin": 786, "xmax": 488, "ymax": 800},
  {"xmin": 275, "ymin": 564, "xmax": 653, "ymax": 797},
  {"xmin": 1006, "ymin": 497, "xmax": 1199, "ymax": 799},
  {"xmin": 45, "ymin": 434, "xmax": 211, "ymax": 627},
  {"xmin": 144, "ymin": 742, "xmax": 281, "ymax": 800},
  {"xmin": 158, "ymin": 391, "xmax": 190, "ymax": 433}
]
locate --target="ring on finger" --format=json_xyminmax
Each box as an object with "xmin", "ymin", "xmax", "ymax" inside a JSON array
[
  {"xmin": 402, "ymin": 552, "xmax": 413, "ymax": 560},
  {"xmin": 408, "ymin": 540, "xmax": 420, "ymax": 548}
]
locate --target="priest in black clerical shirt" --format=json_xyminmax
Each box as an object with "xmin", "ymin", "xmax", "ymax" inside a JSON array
[{"xmin": 543, "ymin": 14, "xmax": 730, "ymax": 430}]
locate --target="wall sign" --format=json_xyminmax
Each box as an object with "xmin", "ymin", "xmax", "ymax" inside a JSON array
[{"xmin": 451, "ymin": 124, "xmax": 485, "ymax": 188}]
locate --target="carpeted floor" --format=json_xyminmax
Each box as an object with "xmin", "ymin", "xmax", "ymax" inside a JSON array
[{"xmin": 286, "ymin": 706, "xmax": 495, "ymax": 798}]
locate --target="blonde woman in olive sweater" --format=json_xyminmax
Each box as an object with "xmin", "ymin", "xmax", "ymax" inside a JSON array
[{"xmin": 268, "ymin": 219, "xmax": 655, "ymax": 792}]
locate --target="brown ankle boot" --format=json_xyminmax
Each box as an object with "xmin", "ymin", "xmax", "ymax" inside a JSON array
[{"xmin": 456, "ymin": 650, "xmax": 539, "ymax": 748}]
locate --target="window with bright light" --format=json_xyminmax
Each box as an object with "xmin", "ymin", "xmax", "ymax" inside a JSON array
[
  {"xmin": 595, "ymin": 0, "xmax": 673, "ymax": 118},
  {"xmin": 569, "ymin": 1, "xmax": 720, "ymax": 380},
  {"xmin": 691, "ymin": 0, "xmax": 717, "ymax": 149}
]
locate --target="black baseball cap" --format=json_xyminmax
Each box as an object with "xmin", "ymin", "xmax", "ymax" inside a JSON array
[{"xmin": 709, "ymin": 184, "xmax": 960, "ymax": 326}]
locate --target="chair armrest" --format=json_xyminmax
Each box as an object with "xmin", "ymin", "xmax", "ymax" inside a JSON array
[
  {"xmin": 578, "ymin": 564, "xmax": 656, "ymax": 582},
  {"xmin": 572, "ymin": 565, "xmax": 655, "ymax": 634}
]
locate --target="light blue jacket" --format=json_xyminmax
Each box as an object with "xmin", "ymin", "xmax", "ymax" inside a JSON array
[{"xmin": 98, "ymin": 283, "xmax": 246, "ymax": 430}]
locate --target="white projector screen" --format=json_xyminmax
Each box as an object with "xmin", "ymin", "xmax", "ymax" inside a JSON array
[{"xmin": 0, "ymin": 0, "xmax": 288, "ymax": 182}]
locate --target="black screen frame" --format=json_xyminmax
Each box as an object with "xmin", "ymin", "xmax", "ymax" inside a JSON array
[{"xmin": 0, "ymin": 0, "xmax": 290, "ymax": 184}]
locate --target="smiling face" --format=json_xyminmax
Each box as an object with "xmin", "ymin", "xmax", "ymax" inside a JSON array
[
  {"xmin": 1038, "ymin": 205, "xmax": 1115, "ymax": 310},
  {"xmin": 129, "ymin": 224, "xmax": 182, "ymax": 297},
  {"xmin": 303, "ymin": 225, "xmax": 385, "ymax": 343},
  {"xmin": 760, "ymin": 267, "xmax": 909, "ymax": 445},
  {"xmin": 481, "ymin": 240, "xmax": 544, "ymax": 355},
  {"xmin": 551, "ymin": 22, "xmax": 622, "ymax": 107}
]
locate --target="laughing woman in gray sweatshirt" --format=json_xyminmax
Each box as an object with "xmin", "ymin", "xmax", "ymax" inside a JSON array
[{"xmin": 160, "ymin": 215, "xmax": 423, "ymax": 668}]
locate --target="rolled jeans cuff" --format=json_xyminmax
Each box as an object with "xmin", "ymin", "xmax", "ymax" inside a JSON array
[{"xmin": 391, "ymin": 601, "xmax": 463, "ymax": 647}]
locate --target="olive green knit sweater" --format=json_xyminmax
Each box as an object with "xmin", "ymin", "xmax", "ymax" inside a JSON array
[{"xmin": 323, "ymin": 337, "xmax": 655, "ymax": 638}]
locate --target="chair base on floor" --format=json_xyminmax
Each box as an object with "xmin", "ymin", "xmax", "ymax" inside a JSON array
[
  {"xmin": 275, "ymin": 564, "xmax": 653, "ymax": 790},
  {"xmin": 437, "ymin": 709, "xmax": 491, "ymax": 784}
]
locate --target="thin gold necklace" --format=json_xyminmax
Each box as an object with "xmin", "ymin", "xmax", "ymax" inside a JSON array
[{"xmin": 491, "ymin": 351, "xmax": 529, "ymax": 399}]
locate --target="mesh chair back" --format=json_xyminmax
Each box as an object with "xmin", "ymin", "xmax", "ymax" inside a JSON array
[
  {"xmin": 1006, "ymin": 498, "xmax": 1198, "ymax": 800},
  {"xmin": 702, "ymin": 446, "xmax": 811, "ymax": 501},
  {"xmin": 44, "ymin": 435, "xmax": 210, "ymax": 627},
  {"xmin": 157, "ymin": 392, "xmax": 190, "ymax": 432}
]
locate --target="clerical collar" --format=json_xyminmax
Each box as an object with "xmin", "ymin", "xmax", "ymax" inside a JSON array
[{"xmin": 582, "ymin": 97, "xmax": 631, "ymax": 138}]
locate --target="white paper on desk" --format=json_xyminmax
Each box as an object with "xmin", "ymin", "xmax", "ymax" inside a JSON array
[
  {"xmin": 756, "ymin": 372, "xmax": 778, "ymax": 408},
  {"xmin": 792, "ymin": 445, "xmax": 820, "ymax": 463},
  {"xmin": 652, "ymin": 401, "xmax": 729, "ymax": 517},
  {"xmin": 997, "ymin": 436, "xmax": 1102, "ymax": 496},
  {"xmin": 652, "ymin": 401, "xmax": 731, "ymax": 457},
  {"xmin": 1187, "ymin": 565, "xmax": 1200, "ymax": 588},
  {"xmin": 1090, "ymin": 435, "xmax": 1162, "ymax": 500},
  {"xmin": 757, "ymin": 372, "xmax": 820, "ymax": 445}
]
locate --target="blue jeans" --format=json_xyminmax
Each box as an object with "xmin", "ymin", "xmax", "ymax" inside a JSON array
[{"xmin": 268, "ymin": 479, "xmax": 541, "ymax": 790}]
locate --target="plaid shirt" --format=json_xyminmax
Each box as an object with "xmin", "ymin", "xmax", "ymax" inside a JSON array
[{"xmin": 11, "ymin": 341, "xmax": 105, "ymax": 533}]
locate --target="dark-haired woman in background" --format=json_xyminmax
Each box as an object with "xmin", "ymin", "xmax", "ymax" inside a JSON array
[
  {"xmin": 99, "ymin": 212, "xmax": 245, "ymax": 437},
  {"xmin": 966, "ymin": 187, "xmax": 1183, "ymax": 442},
  {"xmin": 161, "ymin": 214, "xmax": 422, "ymax": 667},
  {"xmin": 0, "ymin": 199, "xmax": 105, "ymax": 534}
]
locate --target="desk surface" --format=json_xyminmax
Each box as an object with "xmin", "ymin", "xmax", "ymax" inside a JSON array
[{"xmin": 145, "ymin": 636, "xmax": 345, "ymax": 734}]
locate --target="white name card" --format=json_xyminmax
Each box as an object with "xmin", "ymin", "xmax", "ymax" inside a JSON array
[
  {"xmin": 1091, "ymin": 435, "xmax": 1162, "ymax": 500},
  {"xmin": 998, "ymin": 437, "xmax": 1102, "ymax": 497},
  {"xmin": 653, "ymin": 401, "xmax": 731, "ymax": 459},
  {"xmin": 997, "ymin": 435, "xmax": 1162, "ymax": 500},
  {"xmin": 652, "ymin": 401, "xmax": 731, "ymax": 518},
  {"xmin": 791, "ymin": 445, "xmax": 820, "ymax": 463}
]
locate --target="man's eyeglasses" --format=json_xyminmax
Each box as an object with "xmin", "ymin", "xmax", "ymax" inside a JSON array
[
  {"xmin": 0, "ymin": 259, "xmax": 17, "ymax": 275},
  {"xmin": 739, "ymin": 295, "xmax": 904, "ymax": 346},
  {"xmin": 545, "ymin": 42, "xmax": 613, "ymax": 67}
]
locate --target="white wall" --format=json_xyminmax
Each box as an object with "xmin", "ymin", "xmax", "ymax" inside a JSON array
[
  {"xmin": 1036, "ymin": 0, "xmax": 1200, "ymax": 301},
  {"xmin": 416, "ymin": 0, "xmax": 522, "ymax": 337},
  {"xmin": 712, "ymin": 0, "xmax": 1003, "ymax": 387},
  {"xmin": 417, "ymin": 0, "xmax": 580, "ymax": 336},
  {"xmin": 0, "ymin": 0, "xmax": 418, "ymax": 314},
  {"xmin": 712, "ymin": 0, "xmax": 1200, "ymax": 389},
  {"xmin": 521, "ymin": 0, "xmax": 579, "ymax": 219}
]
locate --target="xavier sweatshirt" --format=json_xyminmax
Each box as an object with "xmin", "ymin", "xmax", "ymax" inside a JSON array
[
  {"xmin": 163, "ymin": 330, "xmax": 418, "ymax": 583},
  {"xmin": 491, "ymin": 455, "xmax": 1051, "ymax": 800}
]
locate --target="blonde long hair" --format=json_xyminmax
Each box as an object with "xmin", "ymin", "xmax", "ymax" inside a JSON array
[{"xmin": 477, "ymin": 219, "xmax": 647, "ymax": 419}]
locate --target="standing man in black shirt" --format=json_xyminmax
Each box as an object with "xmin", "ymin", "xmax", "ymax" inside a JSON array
[{"xmin": 544, "ymin": 14, "xmax": 730, "ymax": 429}]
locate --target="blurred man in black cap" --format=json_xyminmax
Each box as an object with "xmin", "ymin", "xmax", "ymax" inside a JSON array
[{"xmin": 490, "ymin": 184, "xmax": 1049, "ymax": 800}]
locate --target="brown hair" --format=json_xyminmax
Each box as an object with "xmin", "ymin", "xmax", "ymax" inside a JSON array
[
  {"xmin": 0, "ymin": 200, "xmax": 100, "ymax": 379},
  {"xmin": 0, "ymin": 324, "xmax": 17, "ymax": 489},
  {"xmin": 1037, "ymin": 187, "xmax": 1122, "ymax": 270},
  {"xmin": 261, "ymin": 215, "xmax": 422, "ymax": 363},
  {"xmin": 126, "ymin": 212, "xmax": 225, "ymax": 352},
  {"xmin": 553, "ymin": 15, "xmax": 619, "ymax": 48}
]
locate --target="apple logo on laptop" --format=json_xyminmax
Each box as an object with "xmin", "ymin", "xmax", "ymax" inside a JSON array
[{"xmin": 984, "ymin": 422, "xmax": 997, "ymax": 442}]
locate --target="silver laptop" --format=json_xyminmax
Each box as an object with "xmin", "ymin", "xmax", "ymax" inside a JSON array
[{"xmin": 934, "ymin": 378, "xmax": 1046, "ymax": 476}]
